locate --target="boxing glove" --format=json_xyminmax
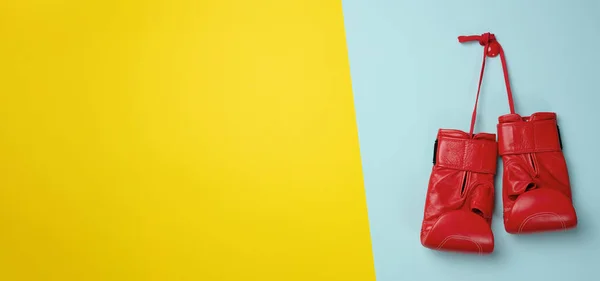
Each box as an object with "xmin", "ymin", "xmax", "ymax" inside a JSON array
[
  {"xmin": 459, "ymin": 32, "xmax": 578, "ymax": 234},
  {"xmin": 498, "ymin": 112, "xmax": 577, "ymax": 233},
  {"xmin": 420, "ymin": 129, "xmax": 497, "ymax": 254},
  {"xmin": 420, "ymin": 33, "xmax": 499, "ymax": 254}
]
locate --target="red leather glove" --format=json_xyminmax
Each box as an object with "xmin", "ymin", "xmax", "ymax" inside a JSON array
[
  {"xmin": 420, "ymin": 130, "xmax": 496, "ymax": 254},
  {"xmin": 498, "ymin": 113, "xmax": 577, "ymax": 233},
  {"xmin": 420, "ymin": 33, "xmax": 498, "ymax": 254},
  {"xmin": 459, "ymin": 33, "xmax": 578, "ymax": 234}
]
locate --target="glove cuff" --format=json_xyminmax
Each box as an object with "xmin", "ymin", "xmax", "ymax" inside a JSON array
[
  {"xmin": 497, "ymin": 112, "xmax": 562, "ymax": 155},
  {"xmin": 435, "ymin": 129, "xmax": 497, "ymax": 174}
]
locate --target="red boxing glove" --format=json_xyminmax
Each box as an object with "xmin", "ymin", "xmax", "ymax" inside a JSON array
[
  {"xmin": 420, "ymin": 130, "xmax": 496, "ymax": 254},
  {"xmin": 459, "ymin": 33, "xmax": 577, "ymax": 234},
  {"xmin": 498, "ymin": 113, "xmax": 577, "ymax": 233},
  {"xmin": 420, "ymin": 33, "xmax": 498, "ymax": 254}
]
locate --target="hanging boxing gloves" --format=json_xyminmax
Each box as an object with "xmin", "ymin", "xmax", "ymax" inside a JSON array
[{"xmin": 421, "ymin": 33, "xmax": 578, "ymax": 255}]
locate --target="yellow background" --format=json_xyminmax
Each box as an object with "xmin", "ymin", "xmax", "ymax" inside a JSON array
[{"xmin": 0, "ymin": 1, "xmax": 375, "ymax": 280}]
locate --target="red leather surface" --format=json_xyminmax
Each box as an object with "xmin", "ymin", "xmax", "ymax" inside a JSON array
[
  {"xmin": 459, "ymin": 32, "xmax": 578, "ymax": 235},
  {"xmin": 498, "ymin": 112, "xmax": 561, "ymax": 155},
  {"xmin": 498, "ymin": 112, "xmax": 577, "ymax": 234},
  {"xmin": 420, "ymin": 129, "xmax": 496, "ymax": 254},
  {"xmin": 436, "ymin": 132, "xmax": 497, "ymax": 174}
]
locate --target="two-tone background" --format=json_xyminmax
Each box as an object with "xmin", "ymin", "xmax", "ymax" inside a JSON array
[{"xmin": 1, "ymin": 1, "xmax": 598, "ymax": 280}]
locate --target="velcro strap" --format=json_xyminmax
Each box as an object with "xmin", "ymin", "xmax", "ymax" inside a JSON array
[
  {"xmin": 436, "ymin": 137, "xmax": 497, "ymax": 174},
  {"xmin": 498, "ymin": 119, "xmax": 561, "ymax": 155}
]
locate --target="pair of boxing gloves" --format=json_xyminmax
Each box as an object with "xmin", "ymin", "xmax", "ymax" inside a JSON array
[{"xmin": 420, "ymin": 33, "xmax": 577, "ymax": 254}]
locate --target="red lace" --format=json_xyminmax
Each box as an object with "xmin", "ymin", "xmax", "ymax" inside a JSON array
[{"xmin": 458, "ymin": 32, "xmax": 516, "ymax": 137}]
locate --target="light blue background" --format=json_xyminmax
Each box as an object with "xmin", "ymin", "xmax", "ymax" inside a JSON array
[{"xmin": 342, "ymin": 1, "xmax": 600, "ymax": 280}]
